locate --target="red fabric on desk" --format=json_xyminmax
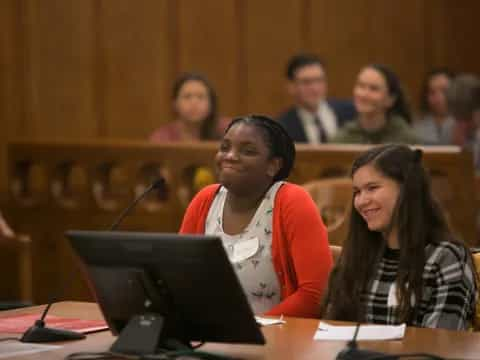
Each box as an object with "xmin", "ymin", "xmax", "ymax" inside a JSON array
[{"xmin": 0, "ymin": 313, "xmax": 108, "ymax": 334}]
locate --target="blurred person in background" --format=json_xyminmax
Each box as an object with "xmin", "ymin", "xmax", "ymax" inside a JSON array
[
  {"xmin": 331, "ymin": 64, "xmax": 418, "ymax": 145},
  {"xmin": 150, "ymin": 73, "xmax": 228, "ymax": 142},
  {"xmin": 414, "ymin": 68, "xmax": 455, "ymax": 145},
  {"xmin": 277, "ymin": 54, "xmax": 355, "ymax": 144},
  {"xmin": 447, "ymin": 74, "xmax": 480, "ymax": 170}
]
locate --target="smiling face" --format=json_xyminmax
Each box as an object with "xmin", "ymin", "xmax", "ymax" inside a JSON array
[
  {"xmin": 353, "ymin": 67, "xmax": 394, "ymax": 120},
  {"xmin": 289, "ymin": 64, "xmax": 328, "ymax": 112},
  {"xmin": 352, "ymin": 164, "xmax": 400, "ymax": 233},
  {"xmin": 216, "ymin": 123, "xmax": 281, "ymax": 195}
]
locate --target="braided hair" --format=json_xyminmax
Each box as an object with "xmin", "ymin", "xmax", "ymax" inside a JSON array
[{"xmin": 224, "ymin": 115, "xmax": 296, "ymax": 182}]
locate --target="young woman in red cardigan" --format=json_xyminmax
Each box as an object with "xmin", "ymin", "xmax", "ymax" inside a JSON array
[{"xmin": 180, "ymin": 115, "xmax": 333, "ymax": 318}]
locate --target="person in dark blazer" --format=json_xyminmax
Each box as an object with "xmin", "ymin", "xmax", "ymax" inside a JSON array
[{"xmin": 277, "ymin": 54, "xmax": 356, "ymax": 143}]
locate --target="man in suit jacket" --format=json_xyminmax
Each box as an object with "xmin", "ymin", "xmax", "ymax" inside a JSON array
[{"xmin": 277, "ymin": 54, "xmax": 355, "ymax": 143}]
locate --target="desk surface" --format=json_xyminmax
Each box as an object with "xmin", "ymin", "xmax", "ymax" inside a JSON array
[{"xmin": 1, "ymin": 302, "xmax": 480, "ymax": 359}]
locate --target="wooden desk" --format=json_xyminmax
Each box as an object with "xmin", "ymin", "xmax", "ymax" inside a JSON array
[{"xmin": 1, "ymin": 302, "xmax": 480, "ymax": 359}]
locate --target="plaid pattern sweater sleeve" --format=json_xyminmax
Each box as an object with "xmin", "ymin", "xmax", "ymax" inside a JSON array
[{"xmin": 363, "ymin": 242, "xmax": 477, "ymax": 330}]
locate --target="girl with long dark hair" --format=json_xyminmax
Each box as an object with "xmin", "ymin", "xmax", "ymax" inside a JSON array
[{"xmin": 321, "ymin": 144, "xmax": 477, "ymax": 330}]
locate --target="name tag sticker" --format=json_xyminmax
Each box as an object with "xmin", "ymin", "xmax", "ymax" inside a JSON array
[{"xmin": 232, "ymin": 237, "xmax": 259, "ymax": 263}]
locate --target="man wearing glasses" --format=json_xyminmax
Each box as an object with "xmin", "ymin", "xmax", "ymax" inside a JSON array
[{"xmin": 277, "ymin": 54, "xmax": 355, "ymax": 144}]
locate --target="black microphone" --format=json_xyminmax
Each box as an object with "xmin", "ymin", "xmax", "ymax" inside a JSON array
[
  {"xmin": 20, "ymin": 303, "xmax": 85, "ymax": 343},
  {"xmin": 336, "ymin": 322, "xmax": 392, "ymax": 360},
  {"xmin": 20, "ymin": 178, "xmax": 166, "ymax": 343},
  {"xmin": 109, "ymin": 178, "xmax": 166, "ymax": 231}
]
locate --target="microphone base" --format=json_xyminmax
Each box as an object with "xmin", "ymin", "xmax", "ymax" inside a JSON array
[
  {"xmin": 336, "ymin": 347, "xmax": 398, "ymax": 360},
  {"xmin": 20, "ymin": 320, "xmax": 85, "ymax": 343}
]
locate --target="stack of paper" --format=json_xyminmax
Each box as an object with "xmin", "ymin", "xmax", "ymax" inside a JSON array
[{"xmin": 314, "ymin": 322, "xmax": 406, "ymax": 341}]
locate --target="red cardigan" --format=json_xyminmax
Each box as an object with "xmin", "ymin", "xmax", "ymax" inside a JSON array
[{"xmin": 179, "ymin": 182, "xmax": 333, "ymax": 318}]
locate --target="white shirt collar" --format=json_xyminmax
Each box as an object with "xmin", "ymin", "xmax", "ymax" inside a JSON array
[{"xmin": 297, "ymin": 101, "xmax": 338, "ymax": 143}]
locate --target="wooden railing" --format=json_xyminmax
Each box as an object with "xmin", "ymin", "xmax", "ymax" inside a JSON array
[{"xmin": 5, "ymin": 140, "xmax": 477, "ymax": 303}]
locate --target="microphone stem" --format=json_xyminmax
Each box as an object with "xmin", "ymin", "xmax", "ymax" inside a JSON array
[
  {"xmin": 352, "ymin": 322, "xmax": 361, "ymax": 339},
  {"xmin": 23, "ymin": 181, "xmax": 162, "ymax": 341},
  {"xmin": 347, "ymin": 322, "xmax": 361, "ymax": 349},
  {"xmin": 109, "ymin": 184, "xmax": 154, "ymax": 231},
  {"xmin": 39, "ymin": 302, "xmax": 52, "ymax": 322}
]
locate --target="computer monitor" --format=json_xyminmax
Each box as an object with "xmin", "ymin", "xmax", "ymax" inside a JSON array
[{"xmin": 66, "ymin": 230, "xmax": 265, "ymax": 355}]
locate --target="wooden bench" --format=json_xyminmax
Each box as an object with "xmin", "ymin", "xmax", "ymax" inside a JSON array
[{"xmin": 6, "ymin": 140, "xmax": 477, "ymax": 303}]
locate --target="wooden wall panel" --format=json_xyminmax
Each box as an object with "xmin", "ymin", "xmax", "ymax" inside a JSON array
[
  {"xmin": 425, "ymin": 0, "xmax": 480, "ymax": 75},
  {"xmin": 0, "ymin": 0, "xmax": 479, "ymax": 196},
  {"xmin": 243, "ymin": 0, "xmax": 304, "ymax": 116},
  {"xmin": 311, "ymin": 0, "xmax": 426, "ymax": 110},
  {"xmin": 424, "ymin": 0, "xmax": 451, "ymax": 71},
  {"xmin": 176, "ymin": 0, "xmax": 239, "ymax": 116},
  {"xmin": 0, "ymin": 0, "xmax": 24, "ymax": 196},
  {"xmin": 367, "ymin": 0, "xmax": 426, "ymax": 111},
  {"xmin": 445, "ymin": 3, "xmax": 479, "ymax": 72},
  {"xmin": 22, "ymin": 0, "xmax": 98, "ymax": 139},
  {"xmin": 310, "ymin": 0, "xmax": 372, "ymax": 99},
  {"xmin": 100, "ymin": 0, "xmax": 173, "ymax": 139}
]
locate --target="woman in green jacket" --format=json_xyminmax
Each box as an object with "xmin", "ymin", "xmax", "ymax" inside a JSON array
[{"xmin": 332, "ymin": 64, "xmax": 418, "ymax": 145}]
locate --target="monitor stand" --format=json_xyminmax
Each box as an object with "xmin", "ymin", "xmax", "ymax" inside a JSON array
[
  {"xmin": 110, "ymin": 270, "xmax": 190, "ymax": 356},
  {"xmin": 110, "ymin": 313, "xmax": 193, "ymax": 355},
  {"xmin": 111, "ymin": 313, "xmax": 166, "ymax": 355}
]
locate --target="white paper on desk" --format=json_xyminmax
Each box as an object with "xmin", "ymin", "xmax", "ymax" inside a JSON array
[
  {"xmin": 0, "ymin": 341, "xmax": 62, "ymax": 358},
  {"xmin": 255, "ymin": 316, "xmax": 286, "ymax": 326},
  {"xmin": 314, "ymin": 321, "xmax": 406, "ymax": 341}
]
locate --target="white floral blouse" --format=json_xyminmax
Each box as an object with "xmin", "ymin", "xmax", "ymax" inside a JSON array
[{"xmin": 205, "ymin": 181, "xmax": 284, "ymax": 314}]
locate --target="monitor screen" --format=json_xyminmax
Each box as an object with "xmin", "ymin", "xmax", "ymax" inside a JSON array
[{"xmin": 66, "ymin": 230, "xmax": 265, "ymax": 352}]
